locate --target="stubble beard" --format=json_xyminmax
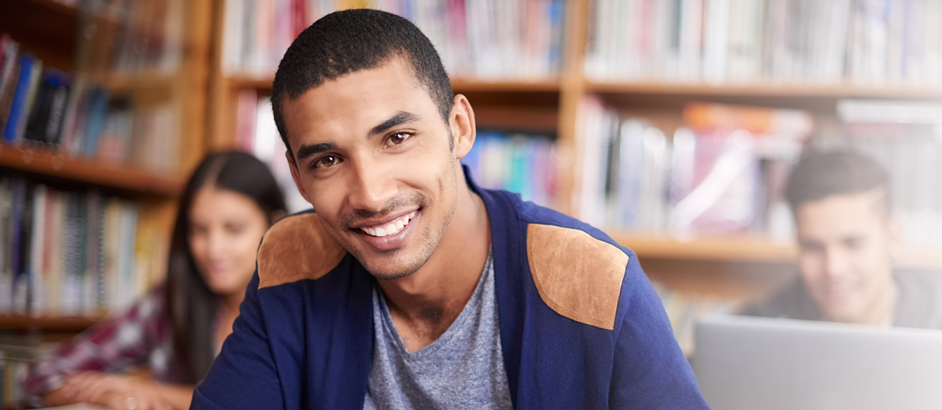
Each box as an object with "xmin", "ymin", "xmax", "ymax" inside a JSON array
[{"xmin": 349, "ymin": 163, "xmax": 459, "ymax": 281}]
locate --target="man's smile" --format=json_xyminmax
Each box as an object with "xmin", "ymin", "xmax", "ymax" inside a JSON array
[{"xmin": 358, "ymin": 210, "xmax": 417, "ymax": 237}]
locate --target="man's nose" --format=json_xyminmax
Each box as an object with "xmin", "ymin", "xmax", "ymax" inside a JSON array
[
  {"xmin": 823, "ymin": 248, "xmax": 851, "ymax": 278},
  {"xmin": 348, "ymin": 158, "xmax": 397, "ymax": 213}
]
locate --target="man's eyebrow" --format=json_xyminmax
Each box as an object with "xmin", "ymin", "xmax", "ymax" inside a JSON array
[
  {"xmin": 295, "ymin": 142, "xmax": 336, "ymax": 161},
  {"xmin": 369, "ymin": 112, "xmax": 420, "ymax": 137}
]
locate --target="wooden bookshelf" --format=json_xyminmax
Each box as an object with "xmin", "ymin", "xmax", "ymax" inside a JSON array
[
  {"xmin": 0, "ymin": 0, "xmax": 78, "ymax": 71},
  {"xmin": 0, "ymin": 145, "xmax": 183, "ymax": 196},
  {"xmin": 0, "ymin": 0, "xmax": 212, "ymax": 328},
  {"xmin": 225, "ymin": 74, "xmax": 274, "ymax": 90},
  {"xmin": 612, "ymin": 233, "xmax": 795, "ymax": 263},
  {"xmin": 202, "ymin": 0, "xmax": 942, "ymax": 309},
  {"xmin": 586, "ymin": 81, "xmax": 942, "ymax": 99},
  {"xmin": 87, "ymin": 71, "xmax": 179, "ymax": 94},
  {"xmin": 450, "ymin": 78, "xmax": 561, "ymax": 93},
  {"xmin": 0, "ymin": 314, "xmax": 100, "ymax": 331},
  {"xmin": 612, "ymin": 233, "xmax": 942, "ymax": 270}
]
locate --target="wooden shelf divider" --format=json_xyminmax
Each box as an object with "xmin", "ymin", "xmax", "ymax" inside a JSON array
[
  {"xmin": 0, "ymin": 314, "xmax": 101, "ymax": 331},
  {"xmin": 0, "ymin": 145, "xmax": 183, "ymax": 196},
  {"xmin": 612, "ymin": 233, "xmax": 796, "ymax": 263},
  {"xmin": 586, "ymin": 80, "xmax": 942, "ymax": 98},
  {"xmin": 613, "ymin": 232, "xmax": 942, "ymax": 270}
]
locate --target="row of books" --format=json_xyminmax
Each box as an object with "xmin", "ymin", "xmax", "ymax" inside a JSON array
[
  {"xmin": 222, "ymin": 0, "xmax": 566, "ymax": 80},
  {"xmin": 575, "ymin": 98, "xmax": 810, "ymax": 239},
  {"xmin": 461, "ymin": 131, "xmax": 558, "ymax": 209},
  {"xmin": 79, "ymin": 0, "xmax": 183, "ymax": 74},
  {"xmin": 653, "ymin": 283, "xmax": 738, "ymax": 356},
  {"xmin": 0, "ymin": 34, "xmax": 179, "ymax": 173},
  {"xmin": 0, "ymin": 175, "xmax": 152, "ymax": 317},
  {"xmin": 839, "ymin": 100, "xmax": 942, "ymax": 246},
  {"xmin": 235, "ymin": 91, "xmax": 319, "ymax": 214},
  {"xmin": 586, "ymin": 0, "xmax": 942, "ymax": 85}
]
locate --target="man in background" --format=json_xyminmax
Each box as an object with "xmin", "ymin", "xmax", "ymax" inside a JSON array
[{"xmin": 743, "ymin": 150, "xmax": 942, "ymax": 328}]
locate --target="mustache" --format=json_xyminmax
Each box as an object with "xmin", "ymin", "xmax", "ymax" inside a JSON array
[{"xmin": 340, "ymin": 193, "xmax": 426, "ymax": 228}]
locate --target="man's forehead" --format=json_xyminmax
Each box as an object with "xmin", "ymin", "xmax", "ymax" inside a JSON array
[
  {"xmin": 283, "ymin": 59, "xmax": 434, "ymax": 142},
  {"xmin": 797, "ymin": 189, "xmax": 888, "ymax": 219},
  {"xmin": 796, "ymin": 193, "xmax": 889, "ymax": 239}
]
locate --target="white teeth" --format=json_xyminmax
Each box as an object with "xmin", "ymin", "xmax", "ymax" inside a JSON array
[{"xmin": 360, "ymin": 211, "xmax": 416, "ymax": 237}]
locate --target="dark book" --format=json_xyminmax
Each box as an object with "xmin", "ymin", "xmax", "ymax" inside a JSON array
[
  {"xmin": 23, "ymin": 69, "xmax": 71, "ymax": 145},
  {"xmin": 13, "ymin": 181, "xmax": 33, "ymax": 313}
]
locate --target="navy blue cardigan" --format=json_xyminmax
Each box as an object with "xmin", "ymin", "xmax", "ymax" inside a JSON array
[{"xmin": 191, "ymin": 175, "xmax": 709, "ymax": 409}]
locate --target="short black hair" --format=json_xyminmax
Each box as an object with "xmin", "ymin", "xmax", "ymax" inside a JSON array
[
  {"xmin": 271, "ymin": 8, "xmax": 454, "ymax": 159},
  {"xmin": 784, "ymin": 150, "xmax": 891, "ymax": 215}
]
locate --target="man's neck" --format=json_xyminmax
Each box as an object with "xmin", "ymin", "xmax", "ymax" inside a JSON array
[{"xmin": 377, "ymin": 181, "xmax": 491, "ymax": 352}]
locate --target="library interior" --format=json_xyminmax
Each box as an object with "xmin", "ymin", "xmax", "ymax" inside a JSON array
[{"xmin": 3, "ymin": 0, "xmax": 942, "ymax": 409}]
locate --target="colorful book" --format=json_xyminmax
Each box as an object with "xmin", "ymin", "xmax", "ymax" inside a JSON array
[{"xmin": 3, "ymin": 54, "xmax": 39, "ymax": 142}]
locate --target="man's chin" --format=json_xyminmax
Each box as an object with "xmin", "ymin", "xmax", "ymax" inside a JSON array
[
  {"xmin": 353, "ymin": 251, "xmax": 427, "ymax": 281},
  {"xmin": 820, "ymin": 304, "xmax": 864, "ymax": 323}
]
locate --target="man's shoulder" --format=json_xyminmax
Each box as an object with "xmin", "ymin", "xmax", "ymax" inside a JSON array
[
  {"xmin": 500, "ymin": 194, "xmax": 634, "ymax": 331},
  {"xmin": 255, "ymin": 210, "xmax": 348, "ymax": 290},
  {"xmin": 895, "ymin": 270, "xmax": 942, "ymax": 329}
]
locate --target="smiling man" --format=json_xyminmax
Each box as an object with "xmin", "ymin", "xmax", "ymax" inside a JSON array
[
  {"xmin": 191, "ymin": 9, "xmax": 708, "ymax": 410},
  {"xmin": 743, "ymin": 150, "xmax": 942, "ymax": 328}
]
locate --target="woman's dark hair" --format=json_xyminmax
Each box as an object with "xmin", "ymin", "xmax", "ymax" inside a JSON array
[{"xmin": 165, "ymin": 151, "xmax": 286, "ymax": 383}]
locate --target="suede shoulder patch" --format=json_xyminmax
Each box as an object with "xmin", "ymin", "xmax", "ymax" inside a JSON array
[
  {"xmin": 527, "ymin": 224, "xmax": 629, "ymax": 330},
  {"xmin": 257, "ymin": 212, "xmax": 347, "ymax": 289}
]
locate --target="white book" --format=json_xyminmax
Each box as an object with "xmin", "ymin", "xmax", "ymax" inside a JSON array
[
  {"xmin": 676, "ymin": 0, "xmax": 703, "ymax": 82},
  {"xmin": 703, "ymin": 0, "xmax": 729, "ymax": 84}
]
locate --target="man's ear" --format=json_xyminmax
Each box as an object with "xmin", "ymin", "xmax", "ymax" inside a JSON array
[
  {"xmin": 449, "ymin": 94, "xmax": 476, "ymax": 159},
  {"xmin": 287, "ymin": 150, "xmax": 314, "ymax": 205}
]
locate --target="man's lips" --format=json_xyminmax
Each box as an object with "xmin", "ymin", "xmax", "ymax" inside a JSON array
[{"xmin": 353, "ymin": 210, "xmax": 417, "ymax": 238}]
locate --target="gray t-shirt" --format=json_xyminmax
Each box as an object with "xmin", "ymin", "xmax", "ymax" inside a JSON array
[{"xmin": 363, "ymin": 253, "xmax": 513, "ymax": 410}]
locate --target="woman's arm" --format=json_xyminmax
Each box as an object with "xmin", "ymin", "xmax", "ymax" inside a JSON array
[
  {"xmin": 21, "ymin": 285, "xmax": 173, "ymax": 408},
  {"xmin": 43, "ymin": 373, "xmax": 193, "ymax": 410}
]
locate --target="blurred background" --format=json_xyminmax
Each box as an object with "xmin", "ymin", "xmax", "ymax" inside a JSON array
[{"xmin": 2, "ymin": 0, "xmax": 942, "ymax": 407}]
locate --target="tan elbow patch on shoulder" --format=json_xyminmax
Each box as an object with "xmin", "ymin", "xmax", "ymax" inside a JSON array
[
  {"xmin": 527, "ymin": 224, "xmax": 629, "ymax": 330},
  {"xmin": 257, "ymin": 213, "xmax": 347, "ymax": 289}
]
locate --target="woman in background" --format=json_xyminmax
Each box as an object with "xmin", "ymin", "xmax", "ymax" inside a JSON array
[{"xmin": 23, "ymin": 151, "xmax": 286, "ymax": 410}]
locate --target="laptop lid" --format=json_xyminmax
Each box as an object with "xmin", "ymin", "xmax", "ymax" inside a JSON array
[{"xmin": 692, "ymin": 314, "xmax": 942, "ymax": 410}]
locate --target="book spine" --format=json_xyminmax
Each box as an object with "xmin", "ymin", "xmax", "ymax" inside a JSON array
[{"xmin": 3, "ymin": 55, "xmax": 35, "ymax": 143}]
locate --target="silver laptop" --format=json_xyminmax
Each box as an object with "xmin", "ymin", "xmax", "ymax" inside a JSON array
[{"xmin": 692, "ymin": 314, "xmax": 942, "ymax": 410}]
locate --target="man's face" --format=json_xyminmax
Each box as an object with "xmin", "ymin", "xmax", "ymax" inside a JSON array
[
  {"xmin": 282, "ymin": 58, "xmax": 465, "ymax": 280},
  {"xmin": 795, "ymin": 189, "xmax": 898, "ymax": 323}
]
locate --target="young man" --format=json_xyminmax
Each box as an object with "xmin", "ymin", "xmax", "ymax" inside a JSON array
[
  {"xmin": 743, "ymin": 150, "xmax": 942, "ymax": 328},
  {"xmin": 192, "ymin": 9, "xmax": 708, "ymax": 409}
]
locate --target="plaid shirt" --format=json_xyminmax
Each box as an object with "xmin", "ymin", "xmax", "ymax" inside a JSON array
[{"xmin": 21, "ymin": 283, "xmax": 174, "ymax": 408}]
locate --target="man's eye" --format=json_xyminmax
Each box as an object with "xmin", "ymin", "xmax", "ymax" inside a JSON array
[
  {"xmin": 386, "ymin": 132, "xmax": 412, "ymax": 147},
  {"xmin": 314, "ymin": 155, "xmax": 341, "ymax": 169}
]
